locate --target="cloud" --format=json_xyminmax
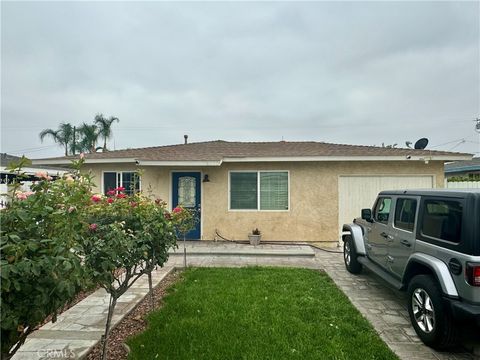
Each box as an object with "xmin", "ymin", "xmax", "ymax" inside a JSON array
[{"xmin": 1, "ymin": 1, "xmax": 479, "ymax": 157}]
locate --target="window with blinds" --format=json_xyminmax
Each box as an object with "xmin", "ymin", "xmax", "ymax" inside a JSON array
[
  {"xmin": 230, "ymin": 171, "xmax": 289, "ymax": 211},
  {"xmin": 230, "ymin": 172, "xmax": 258, "ymax": 210},
  {"xmin": 103, "ymin": 171, "xmax": 141, "ymax": 195}
]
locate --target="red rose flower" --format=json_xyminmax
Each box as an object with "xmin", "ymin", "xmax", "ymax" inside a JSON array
[
  {"xmin": 116, "ymin": 193, "xmax": 127, "ymax": 199},
  {"xmin": 173, "ymin": 207, "xmax": 182, "ymax": 213},
  {"xmin": 107, "ymin": 198, "xmax": 114, "ymax": 204}
]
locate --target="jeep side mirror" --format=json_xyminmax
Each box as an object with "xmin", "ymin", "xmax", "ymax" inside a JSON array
[{"xmin": 361, "ymin": 208, "xmax": 373, "ymax": 222}]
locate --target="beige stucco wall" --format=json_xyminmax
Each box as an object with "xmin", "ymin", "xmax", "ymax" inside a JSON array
[{"xmin": 84, "ymin": 160, "xmax": 444, "ymax": 245}]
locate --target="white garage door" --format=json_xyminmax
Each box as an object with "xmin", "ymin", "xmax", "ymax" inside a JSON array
[{"xmin": 338, "ymin": 175, "xmax": 435, "ymax": 238}]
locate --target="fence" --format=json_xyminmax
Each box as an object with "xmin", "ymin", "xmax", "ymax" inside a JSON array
[{"xmin": 445, "ymin": 180, "xmax": 480, "ymax": 189}]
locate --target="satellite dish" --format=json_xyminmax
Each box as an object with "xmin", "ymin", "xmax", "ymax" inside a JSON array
[{"xmin": 414, "ymin": 138, "xmax": 429, "ymax": 150}]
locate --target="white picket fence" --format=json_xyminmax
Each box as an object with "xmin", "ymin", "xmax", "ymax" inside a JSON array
[{"xmin": 445, "ymin": 180, "xmax": 480, "ymax": 189}]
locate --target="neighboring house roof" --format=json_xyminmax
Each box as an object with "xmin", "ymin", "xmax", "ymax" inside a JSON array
[
  {"xmin": 0, "ymin": 153, "xmax": 21, "ymax": 167},
  {"xmin": 1, "ymin": 153, "xmax": 69, "ymax": 174},
  {"xmin": 444, "ymin": 157, "xmax": 480, "ymax": 174},
  {"xmin": 32, "ymin": 140, "xmax": 472, "ymax": 166}
]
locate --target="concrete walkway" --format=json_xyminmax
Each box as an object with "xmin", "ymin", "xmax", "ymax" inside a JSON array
[
  {"xmin": 13, "ymin": 267, "xmax": 175, "ymax": 360},
  {"xmin": 12, "ymin": 241, "xmax": 479, "ymax": 360}
]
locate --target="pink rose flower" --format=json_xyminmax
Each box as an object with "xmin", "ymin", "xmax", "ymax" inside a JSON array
[
  {"xmin": 89, "ymin": 223, "xmax": 97, "ymax": 231},
  {"xmin": 15, "ymin": 191, "xmax": 34, "ymax": 200},
  {"xmin": 16, "ymin": 192, "xmax": 27, "ymax": 200},
  {"xmin": 114, "ymin": 186, "xmax": 125, "ymax": 192},
  {"xmin": 107, "ymin": 197, "xmax": 114, "ymax": 204},
  {"xmin": 173, "ymin": 207, "xmax": 182, "ymax": 213},
  {"xmin": 91, "ymin": 194, "xmax": 102, "ymax": 203},
  {"xmin": 116, "ymin": 193, "xmax": 127, "ymax": 199},
  {"xmin": 35, "ymin": 171, "xmax": 48, "ymax": 179},
  {"xmin": 106, "ymin": 190, "xmax": 116, "ymax": 196}
]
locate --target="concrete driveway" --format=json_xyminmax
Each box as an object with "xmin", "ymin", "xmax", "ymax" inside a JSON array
[{"xmin": 315, "ymin": 248, "xmax": 479, "ymax": 360}]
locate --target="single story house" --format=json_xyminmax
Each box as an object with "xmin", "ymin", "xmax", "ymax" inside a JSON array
[
  {"xmin": 445, "ymin": 157, "xmax": 480, "ymax": 179},
  {"xmin": 32, "ymin": 140, "xmax": 471, "ymax": 246}
]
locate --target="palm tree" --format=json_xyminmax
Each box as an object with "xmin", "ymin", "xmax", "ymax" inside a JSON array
[
  {"xmin": 94, "ymin": 114, "xmax": 119, "ymax": 151},
  {"xmin": 39, "ymin": 123, "xmax": 75, "ymax": 156},
  {"xmin": 77, "ymin": 123, "xmax": 100, "ymax": 153}
]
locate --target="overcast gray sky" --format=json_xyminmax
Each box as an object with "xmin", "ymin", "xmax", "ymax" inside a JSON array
[{"xmin": 1, "ymin": 1, "xmax": 479, "ymax": 158}]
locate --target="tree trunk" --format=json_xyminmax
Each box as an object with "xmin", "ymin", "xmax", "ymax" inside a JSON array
[
  {"xmin": 101, "ymin": 294, "xmax": 117, "ymax": 360},
  {"xmin": 183, "ymin": 234, "xmax": 187, "ymax": 268},
  {"xmin": 148, "ymin": 270, "xmax": 154, "ymax": 311}
]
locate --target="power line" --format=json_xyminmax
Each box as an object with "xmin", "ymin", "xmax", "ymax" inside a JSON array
[{"xmin": 3, "ymin": 145, "xmax": 57, "ymax": 154}]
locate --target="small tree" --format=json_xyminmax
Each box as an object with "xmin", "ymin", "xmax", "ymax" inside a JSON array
[
  {"xmin": 171, "ymin": 206, "xmax": 197, "ymax": 268},
  {"xmin": 0, "ymin": 157, "xmax": 93, "ymax": 359},
  {"xmin": 83, "ymin": 188, "xmax": 177, "ymax": 360}
]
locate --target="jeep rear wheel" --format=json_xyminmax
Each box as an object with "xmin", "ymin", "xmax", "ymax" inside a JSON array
[
  {"xmin": 343, "ymin": 235, "xmax": 362, "ymax": 274},
  {"xmin": 407, "ymin": 275, "xmax": 459, "ymax": 349}
]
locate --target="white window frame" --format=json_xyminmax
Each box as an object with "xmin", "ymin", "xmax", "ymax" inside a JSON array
[
  {"xmin": 228, "ymin": 170, "xmax": 290, "ymax": 212},
  {"xmin": 101, "ymin": 171, "xmax": 142, "ymax": 194}
]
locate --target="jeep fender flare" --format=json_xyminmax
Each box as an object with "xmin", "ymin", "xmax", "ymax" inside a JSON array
[
  {"xmin": 342, "ymin": 224, "xmax": 366, "ymax": 255},
  {"xmin": 404, "ymin": 253, "xmax": 459, "ymax": 298}
]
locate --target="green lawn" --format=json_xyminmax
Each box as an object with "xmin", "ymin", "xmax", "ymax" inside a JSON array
[{"xmin": 128, "ymin": 267, "xmax": 398, "ymax": 360}]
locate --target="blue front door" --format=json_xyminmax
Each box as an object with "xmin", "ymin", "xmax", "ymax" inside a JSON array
[{"xmin": 172, "ymin": 172, "xmax": 201, "ymax": 240}]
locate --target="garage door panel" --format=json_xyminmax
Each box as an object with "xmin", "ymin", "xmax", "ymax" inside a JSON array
[{"xmin": 338, "ymin": 176, "xmax": 434, "ymax": 239}]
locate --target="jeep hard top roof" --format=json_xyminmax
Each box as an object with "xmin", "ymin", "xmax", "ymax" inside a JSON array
[{"xmin": 379, "ymin": 189, "xmax": 480, "ymax": 198}]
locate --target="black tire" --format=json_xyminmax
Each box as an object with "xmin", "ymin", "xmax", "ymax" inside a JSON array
[
  {"xmin": 343, "ymin": 235, "xmax": 363, "ymax": 274},
  {"xmin": 407, "ymin": 274, "xmax": 459, "ymax": 349}
]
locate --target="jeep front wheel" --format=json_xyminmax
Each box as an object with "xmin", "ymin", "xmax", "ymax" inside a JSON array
[
  {"xmin": 343, "ymin": 235, "xmax": 362, "ymax": 274},
  {"xmin": 407, "ymin": 274, "xmax": 459, "ymax": 349}
]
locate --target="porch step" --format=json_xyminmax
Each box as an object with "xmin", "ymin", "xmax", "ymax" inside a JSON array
[{"xmin": 169, "ymin": 242, "xmax": 315, "ymax": 258}]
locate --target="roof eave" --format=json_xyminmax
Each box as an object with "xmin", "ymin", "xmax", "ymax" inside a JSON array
[
  {"xmin": 31, "ymin": 154, "xmax": 472, "ymax": 166},
  {"xmin": 32, "ymin": 158, "xmax": 138, "ymax": 166},
  {"xmin": 137, "ymin": 160, "xmax": 223, "ymax": 166},
  {"xmin": 222, "ymin": 155, "xmax": 473, "ymax": 162}
]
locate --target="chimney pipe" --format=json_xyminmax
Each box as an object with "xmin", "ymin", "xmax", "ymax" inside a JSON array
[{"xmin": 184, "ymin": 134, "xmax": 188, "ymax": 144}]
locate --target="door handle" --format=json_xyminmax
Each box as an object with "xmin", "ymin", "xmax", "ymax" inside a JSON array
[
  {"xmin": 380, "ymin": 232, "xmax": 394, "ymax": 241},
  {"xmin": 400, "ymin": 240, "xmax": 411, "ymax": 248}
]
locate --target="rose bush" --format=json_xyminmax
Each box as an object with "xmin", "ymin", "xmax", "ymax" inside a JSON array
[
  {"xmin": 82, "ymin": 185, "xmax": 177, "ymax": 359},
  {"xmin": 170, "ymin": 205, "xmax": 197, "ymax": 240},
  {"xmin": 1, "ymin": 157, "xmax": 93, "ymax": 360},
  {"xmin": 1, "ymin": 159, "xmax": 178, "ymax": 360}
]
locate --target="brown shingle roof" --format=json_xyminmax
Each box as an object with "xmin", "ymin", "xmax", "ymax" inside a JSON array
[{"xmin": 32, "ymin": 140, "xmax": 472, "ymax": 164}]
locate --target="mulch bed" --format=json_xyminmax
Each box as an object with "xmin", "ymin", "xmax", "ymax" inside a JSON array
[{"xmin": 86, "ymin": 270, "xmax": 183, "ymax": 360}]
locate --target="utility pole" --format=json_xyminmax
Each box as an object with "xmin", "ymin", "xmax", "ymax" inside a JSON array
[
  {"xmin": 72, "ymin": 126, "xmax": 76, "ymax": 156},
  {"xmin": 475, "ymin": 118, "xmax": 480, "ymax": 158}
]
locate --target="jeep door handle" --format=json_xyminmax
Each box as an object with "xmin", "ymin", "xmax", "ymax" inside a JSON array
[
  {"xmin": 380, "ymin": 232, "xmax": 394, "ymax": 241},
  {"xmin": 400, "ymin": 239, "xmax": 411, "ymax": 247}
]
